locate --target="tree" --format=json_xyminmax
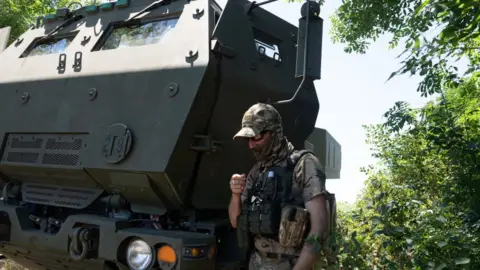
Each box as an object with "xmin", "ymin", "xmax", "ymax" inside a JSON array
[
  {"xmin": 330, "ymin": 72, "xmax": 480, "ymax": 269},
  {"xmin": 329, "ymin": 0, "xmax": 480, "ymax": 97},
  {"xmin": 327, "ymin": 3, "xmax": 480, "ymax": 266},
  {"xmin": 0, "ymin": 0, "xmax": 95, "ymax": 44}
]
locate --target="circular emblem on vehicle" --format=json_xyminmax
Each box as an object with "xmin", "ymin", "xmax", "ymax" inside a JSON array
[{"xmin": 102, "ymin": 123, "xmax": 133, "ymax": 164}]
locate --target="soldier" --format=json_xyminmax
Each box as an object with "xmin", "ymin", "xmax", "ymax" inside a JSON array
[{"xmin": 228, "ymin": 103, "xmax": 334, "ymax": 270}]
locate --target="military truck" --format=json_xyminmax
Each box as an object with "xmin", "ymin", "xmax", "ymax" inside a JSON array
[{"xmin": 0, "ymin": 0, "xmax": 341, "ymax": 269}]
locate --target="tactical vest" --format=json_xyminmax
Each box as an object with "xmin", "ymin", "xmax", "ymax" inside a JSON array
[{"xmin": 236, "ymin": 150, "xmax": 313, "ymax": 250}]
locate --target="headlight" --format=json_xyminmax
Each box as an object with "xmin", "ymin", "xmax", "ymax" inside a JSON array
[{"xmin": 126, "ymin": 239, "xmax": 154, "ymax": 270}]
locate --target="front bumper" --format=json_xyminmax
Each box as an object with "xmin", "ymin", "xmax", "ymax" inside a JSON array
[{"xmin": 0, "ymin": 204, "xmax": 216, "ymax": 270}]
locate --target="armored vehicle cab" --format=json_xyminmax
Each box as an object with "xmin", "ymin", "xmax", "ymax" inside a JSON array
[{"xmin": 0, "ymin": 0, "xmax": 341, "ymax": 269}]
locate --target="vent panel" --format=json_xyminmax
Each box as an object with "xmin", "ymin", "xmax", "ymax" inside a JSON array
[
  {"xmin": 1, "ymin": 134, "xmax": 87, "ymax": 168},
  {"xmin": 22, "ymin": 183, "xmax": 102, "ymax": 209}
]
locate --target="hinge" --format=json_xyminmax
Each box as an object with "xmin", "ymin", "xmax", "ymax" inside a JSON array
[{"xmin": 189, "ymin": 134, "xmax": 223, "ymax": 153}]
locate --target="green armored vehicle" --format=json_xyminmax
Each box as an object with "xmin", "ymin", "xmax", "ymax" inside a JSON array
[{"xmin": 0, "ymin": 0, "xmax": 341, "ymax": 269}]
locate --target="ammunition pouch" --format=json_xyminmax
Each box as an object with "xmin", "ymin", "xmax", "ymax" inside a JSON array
[
  {"xmin": 236, "ymin": 199, "xmax": 282, "ymax": 252},
  {"xmin": 245, "ymin": 199, "xmax": 282, "ymax": 235},
  {"xmin": 278, "ymin": 205, "xmax": 309, "ymax": 248}
]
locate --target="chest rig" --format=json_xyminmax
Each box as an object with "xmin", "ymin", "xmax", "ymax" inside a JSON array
[{"xmin": 239, "ymin": 150, "xmax": 312, "ymax": 238}]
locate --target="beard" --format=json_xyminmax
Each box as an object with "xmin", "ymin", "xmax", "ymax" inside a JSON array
[
  {"xmin": 251, "ymin": 133, "xmax": 276, "ymax": 161},
  {"xmin": 250, "ymin": 130, "xmax": 292, "ymax": 166}
]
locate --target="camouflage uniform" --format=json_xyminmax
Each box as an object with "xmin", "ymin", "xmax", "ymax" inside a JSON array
[{"xmin": 233, "ymin": 103, "xmax": 329, "ymax": 270}]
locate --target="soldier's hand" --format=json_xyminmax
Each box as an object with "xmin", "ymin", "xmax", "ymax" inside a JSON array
[{"xmin": 230, "ymin": 174, "xmax": 246, "ymax": 195}]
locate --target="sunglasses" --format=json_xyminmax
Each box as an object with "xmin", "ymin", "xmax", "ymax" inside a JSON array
[{"xmin": 248, "ymin": 131, "xmax": 267, "ymax": 142}]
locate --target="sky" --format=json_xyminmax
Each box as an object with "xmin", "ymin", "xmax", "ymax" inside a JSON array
[{"xmin": 215, "ymin": 0, "xmax": 436, "ymax": 203}]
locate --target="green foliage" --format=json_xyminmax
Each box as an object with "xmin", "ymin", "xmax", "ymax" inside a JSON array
[
  {"xmin": 330, "ymin": 73, "xmax": 480, "ymax": 269},
  {"xmin": 332, "ymin": 202, "xmax": 371, "ymax": 269},
  {"xmin": 329, "ymin": 0, "xmax": 480, "ymax": 97},
  {"xmin": 0, "ymin": 0, "xmax": 94, "ymax": 44},
  {"xmin": 327, "ymin": 2, "xmax": 480, "ymax": 267}
]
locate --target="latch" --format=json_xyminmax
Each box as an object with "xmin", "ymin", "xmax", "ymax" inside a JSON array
[
  {"xmin": 189, "ymin": 135, "xmax": 223, "ymax": 153},
  {"xmin": 72, "ymin": 51, "xmax": 82, "ymax": 72},
  {"xmin": 57, "ymin": 53, "xmax": 66, "ymax": 74}
]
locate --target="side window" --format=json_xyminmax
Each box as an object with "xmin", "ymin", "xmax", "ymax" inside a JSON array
[
  {"xmin": 20, "ymin": 32, "xmax": 78, "ymax": 58},
  {"xmin": 93, "ymin": 17, "xmax": 179, "ymax": 51},
  {"xmin": 252, "ymin": 28, "xmax": 282, "ymax": 62}
]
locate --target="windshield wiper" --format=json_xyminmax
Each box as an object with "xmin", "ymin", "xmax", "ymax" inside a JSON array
[
  {"xmin": 38, "ymin": 13, "xmax": 84, "ymax": 42},
  {"xmin": 125, "ymin": 0, "xmax": 172, "ymax": 23}
]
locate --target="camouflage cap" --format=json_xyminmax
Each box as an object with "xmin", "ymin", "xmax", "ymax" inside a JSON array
[{"xmin": 233, "ymin": 103, "xmax": 282, "ymax": 140}]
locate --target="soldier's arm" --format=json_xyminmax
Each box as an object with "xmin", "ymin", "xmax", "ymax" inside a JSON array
[
  {"xmin": 293, "ymin": 155, "xmax": 328, "ymax": 270},
  {"xmin": 228, "ymin": 169, "xmax": 254, "ymax": 228},
  {"xmin": 228, "ymin": 195, "xmax": 241, "ymax": 228}
]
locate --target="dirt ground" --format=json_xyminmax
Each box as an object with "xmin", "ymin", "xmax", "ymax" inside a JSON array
[{"xmin": 0, "ymin": 260, "xmax": 27, "ymax": 270}]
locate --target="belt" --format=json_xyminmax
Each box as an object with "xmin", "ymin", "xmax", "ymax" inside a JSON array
[{"xmin": 256, "ymin": 249, "xmax": 297, "ymax": 260}]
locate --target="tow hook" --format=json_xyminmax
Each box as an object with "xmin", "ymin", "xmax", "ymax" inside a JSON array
[{"xmin": 69, "ymin": 227, "xmax": 94, "ymax": 261}]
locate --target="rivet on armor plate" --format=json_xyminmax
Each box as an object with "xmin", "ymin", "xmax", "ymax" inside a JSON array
[
  {"xmin": 165, "ymin": 82, "xmax": 179, "ymax": 97},
  {"xmin": 88, "ymin": 88, "xmax": 97, "ymax": 101},
  {"xmin": 21, "ymin": 92, "xmax": 29, "ymax": 104}
]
